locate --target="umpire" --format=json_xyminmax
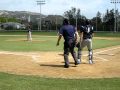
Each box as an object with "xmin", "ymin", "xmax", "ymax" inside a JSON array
[{"xmin": 56, "ymin": 19, "xmax": 78, "ymax": 68}]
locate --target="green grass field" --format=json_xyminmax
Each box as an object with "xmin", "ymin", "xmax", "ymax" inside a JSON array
[
  {"xmin": 0, "ymin": 32, "xmax": 120, "ymax": 52},
  {"xmin": 0, "ymin": 31, "xmax": 120, "ymax": 37},
  {"xmin": 0, "ymin": 72, "xmax": 120, "ymax": 90},
  {"xmin": 0, "ymin": 31, "xmax": 120, "ymax": 90}
]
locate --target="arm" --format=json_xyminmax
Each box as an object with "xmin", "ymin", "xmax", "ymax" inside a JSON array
[
  {"xmin": 74, "ymin": 26, "xmax": 79, "ymax": 44},
  {"xmin": 74, "ymin": 31, "xmax": 77, "ymax": 43},
  {"xmin": 56, "ymin": 34, "xmax": 62, "ymax": 46},
  {"xmin": 57, "ymin": 27, "xmax": 63, "ymax": 46}
]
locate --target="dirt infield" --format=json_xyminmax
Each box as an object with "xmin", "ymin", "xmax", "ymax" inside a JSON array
[{"xmin": 0, "ymin": 45, "xmax": 120, "ymax": 79}]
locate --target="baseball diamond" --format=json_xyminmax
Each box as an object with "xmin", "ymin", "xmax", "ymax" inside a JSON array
[
  {"xmin": 0, "ymin": 45, "xmax": 119, "ymax": 78},
  {"xmin": 0, "ymin": 32, "xmax": 120, "ymax": 90}
]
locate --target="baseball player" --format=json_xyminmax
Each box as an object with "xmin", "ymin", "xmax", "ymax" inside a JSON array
[
  {"xmin": 27, "ymin": 15, "xmax": 32, "ymax": 41},
  {"xmin": 78, "ymin": 20, "xmax": 94, "ymax": 64},
  {"xmin": 27, "ymin": 23, "xmax": 32, "ymax": 41},
  {"xmin": 56, "ymin": 19, "xmax": 79, "ymax": 68}
]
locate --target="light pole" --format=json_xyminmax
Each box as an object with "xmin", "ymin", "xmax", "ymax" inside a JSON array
[
  {"xmin": 55, "ymin": 15, "xmax": 58, "ymax": 31},
  {"xmin": 76, "ymin": 10, "xmax": 78, "ymax": 30},
  {"xmin": 37, "ymin": 0, "xmax": 45, "ymax": 31},
  {"xmin": 96, "ymin": 15, "xmax": 98, "ymax": 31},
  {"xmin": 110, "ymin": 0, "xmax": 120, "ymax": 32}
]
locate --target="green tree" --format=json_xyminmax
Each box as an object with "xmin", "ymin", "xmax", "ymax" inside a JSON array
[
  {"xmin": 0, "ymin": 17, "xmax": 20, "ymax": 23},
  {"xmin": 103, "ymin": 9, "xmax": 114, "ymax": 31},
  {"xmin": 64, "ymin": 7, "xmax": 86, "ymax": 27},
  {"xmin": 91, "ymin": 11, "xmax": 102, "ymax": 31}
]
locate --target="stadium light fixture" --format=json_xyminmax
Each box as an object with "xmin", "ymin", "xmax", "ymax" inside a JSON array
[
  {"xmin": 110, "ymin": 0, "xmax": 120, "ymax": 32},
  {"xmin": 37, "ymin": 0, "xmax": 45, "ymax": 31}
]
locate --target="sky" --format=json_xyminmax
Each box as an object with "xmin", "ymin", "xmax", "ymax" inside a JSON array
[{"xmin": 0, "ymin": 0, "xmax": 120, "ymax": 19}]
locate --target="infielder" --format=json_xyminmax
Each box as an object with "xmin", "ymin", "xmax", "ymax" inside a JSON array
[
  {"xmin": 56, "ymin": 19, "xmax": 79, "ymax": 68},
  {"xmin": 78, "ymin": 20, "xmax": 94, "ymax": 64}
]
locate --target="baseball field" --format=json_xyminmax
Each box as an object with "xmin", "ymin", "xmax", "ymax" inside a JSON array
[{"xmin": 0, "ymin": 31, "xmax": 120, "ymax": 90}]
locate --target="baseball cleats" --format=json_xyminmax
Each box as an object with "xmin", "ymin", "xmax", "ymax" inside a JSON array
[
  {"xmin": 77, "ymin": 59, "xmax": 81, "ymax": 64},
  {"xmin": 75, "ymin": 61, "xmax": 79, "ymax": 66},
  {"xmin": 64, "ymin": 64, "xmax": 69, "ymax": 68}
]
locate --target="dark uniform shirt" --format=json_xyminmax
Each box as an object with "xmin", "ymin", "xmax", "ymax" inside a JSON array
[
  {"xmin": 59, "ymin": 25, "xmax": 76, "ymax": 41},
  {"xmin": 80, "ymin": 25, "xmax": 94, "ymax": 39}
]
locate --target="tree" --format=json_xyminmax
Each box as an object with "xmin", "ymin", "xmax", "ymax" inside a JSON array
[
  {"xmin": 64, "ymin": 7, "xmax": 76, "ymax": 25},
  {"xmin": 102, "ymin": 9, "xmax": 115, "ymax": 31},
  {"xmin": 96, "ymin": 11, "xmax": 102, "ymax": 31},
  {"xmin": 91, "ymin": 11, "xmax": 102, "ymax": 31},
  {"xmin": 64, "ymin": 7, "xmax": 86, "ymax": 28}
]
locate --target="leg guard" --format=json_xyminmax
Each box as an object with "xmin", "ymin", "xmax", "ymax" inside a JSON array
[
  {"xmin": 88, "ymin": 50, "xmax": 93, "ymax": 64},
  {"xmin": 88, "ymin": 50, "xmax": 93, "ymax": 60}
]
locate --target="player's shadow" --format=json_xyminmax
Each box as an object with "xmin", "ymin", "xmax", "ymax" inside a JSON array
[
  {"xmin": 58, "ymin": 54, "xmax": 64, "ymax": 56},
  {"xmin": 40, "ymin": 64, "xmax": 63, "ymax": 68}
]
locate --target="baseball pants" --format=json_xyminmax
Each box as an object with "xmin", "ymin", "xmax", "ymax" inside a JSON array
[
  {"xmin": 78, "ymin": 39, "xmax": 93, "ymax": 61},
  {"xmin": 64, "ymin": 39, "xmax": 78, "ymax": 66}
]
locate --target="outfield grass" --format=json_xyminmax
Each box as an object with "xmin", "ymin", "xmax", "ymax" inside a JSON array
[
  {"xmin": 0, "ymin": 72, "xmax": 120, "ymax": 90},
  {"xmin": 0, "ymin": 31, "xmax": 120, "ymax": 37},
  {"xmin": 93, "ymin": 38, "xmax": 120, "ymax": 49},
  {"xmin": 0, "ymin": 31, "xmax": 57, "ymax": 36},
  {"xmin": 0, "ymin": 36, "xmax": 120, "ymax": 52},
  {"xmin": 0, "ymin": 32, "xmax": 120, "ymax": 52},
  {"xmin": 94, "ymin": 32, "xmax": 120, "ymax": 37},
  {"xmin": 0, "ymin": 35, "xmax": 64, "ymax": 51}
]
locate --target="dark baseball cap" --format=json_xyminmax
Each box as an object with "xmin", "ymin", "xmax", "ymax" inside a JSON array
[
  {"xmin": 85, "ymin": 20, "xmax": 91, "ymax": 25},
  {"xmin": 63, "ymin": 18, "xmax": 69, "ymax": 25}
]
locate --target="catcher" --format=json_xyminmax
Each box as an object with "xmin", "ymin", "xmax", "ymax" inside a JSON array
[{"xmin": 77, "ymin": 20, "xmax": 94, "ymax": 64}]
